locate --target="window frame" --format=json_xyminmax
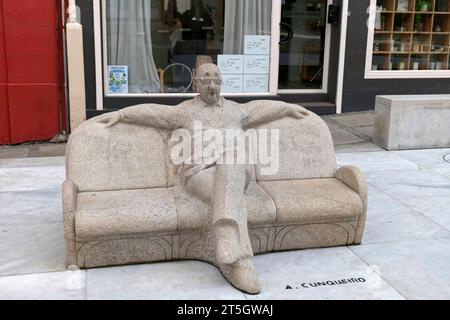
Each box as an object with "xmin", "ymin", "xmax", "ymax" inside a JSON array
[
  {"xmin": 101, "ymin": 0, "xmax": 281, "ymax": 97},
  {"xmin": 365, "ymin": 0, "xmax": 450, "ymax": 79}
]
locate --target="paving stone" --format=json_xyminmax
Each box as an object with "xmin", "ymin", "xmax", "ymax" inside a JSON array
[
  {"xmin": 325, "ymin": 121, "xmax": 366, "ymax": 146},
  {"xmin": 351, "ymin": 238, "xmax": 450, "ymax": 300},
  {"xmin": 0, "ymin": 223, "xmax": 66, "ymax": 277},
  {"xmin": 352, "ymin": 125, "xmax": 373, "ymax": 138},
  {"xmin": 0, "ymin": 147, "xmax": 29, "ymax": 159},
  {"xmin": 366, "ymin": 169, "xmax": 450, "ymax": 231},
  {"xmin": 0, "ymin": 166, "xmax": 65, "ymax": 192},
  {"xmin": 328, "ymin": 112, "xmax": 375, "ymax": 128},
  {"xmin": 393, "ymin": 148, "xmax": 450, "ymax": 170},
  {"xmin": 0, "ymin": 156, "xmax": 65, "ymax": 168},
  {"xmin": 246, "ymin": 248, "xmax": 404, "ymax": 300},
  {"xmin": 335, "ymin": 143, "xmax": 384, "ymax": 153},
  {"xmin": 34, "ymin": 143, "xmax": 67, "ymax": 157},
  {"xmin": 336, "ymin": 151, "xmax": 419, "ymax": 173},
  {"xmin": 0, "ymin": 188, "xmax": 62, "ymax": 225},
  {"xmin": 364, "ymin": 185, "xmax": 449, "ymax": 244},
  {"xmin": 86, "ymin": 261, "xmax": 246, "ymax": 300},
  {"xmin": 0, "ymin": 270, "xmax": 85, "ymax": 300}
]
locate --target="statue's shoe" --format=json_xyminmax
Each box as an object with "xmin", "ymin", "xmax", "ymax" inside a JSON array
[{"xmin": 220, "ymin": 258, "xmax": 261, "ymax": 295}]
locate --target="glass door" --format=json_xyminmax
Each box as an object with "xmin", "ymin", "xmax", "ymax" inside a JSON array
[{"xmin": 278, "ymin": 0, "xmax": 330, "ymax": 91}]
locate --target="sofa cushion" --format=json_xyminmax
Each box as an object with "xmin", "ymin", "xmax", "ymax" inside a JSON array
[
  {"xmin": 75, "ymin": 188, "xmax": 177, "ymax": 240},
  {"xmin": 259, "ymin": 178, "xmax": 363, "ymax": 224},
  {"xmin": 170, "ymin": 182, "xmax": 277, "ymax": 230}
]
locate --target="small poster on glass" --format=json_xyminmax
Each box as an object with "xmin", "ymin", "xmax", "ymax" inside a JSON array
[
  {"xmin": 108, "ymin": 66, "xmax": 128, "ymax": 94},
  {"xmin": 244, "ymin": 55, "xmax": 270, "ymax": 74},
  {"xmin": 218, "ymin": 55, "xmax": 244, "ymax": 74},
  {"xmin": 221, "ymin": 75, "xmax": 244, "ymax": 93},
  {"xmin": 243, "ymin": 74, "xmax": 269, "ymax": 93},
  {"xmin": 244, "ymin": 35, "xmax": 271, "ymax": 55},
  {"xmin": 396, "ymin": 0, "xmax": 409, "ymax": 12}
]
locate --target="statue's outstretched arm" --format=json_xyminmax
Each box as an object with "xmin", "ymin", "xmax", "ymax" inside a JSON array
[
  {"xmin": 97, "ymin": 104, "xmax": 186, "ymax": 130},
  {"xmin": 242, "ymin": 101, "xmax": 309, "ymax": 130}
]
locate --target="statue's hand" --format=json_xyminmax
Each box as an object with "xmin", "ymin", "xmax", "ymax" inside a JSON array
[
  {"xmin": 284, "ymin": 105, "xmax": 309, "ymax": 119},
  {"xmin": 97, "ymin": 112, "xmax": 122, "ymax": 128}
]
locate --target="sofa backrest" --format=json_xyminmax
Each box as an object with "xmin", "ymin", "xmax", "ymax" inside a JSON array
[
  {"xmin": 66, "ymin": 117, "xmax": 168, "ymax": 192},
  {"xmin": 243, "ymin": 101, "xmax": 337, "ymax": 182},
  {"xmin": 66, "ymin": 101, "xmax": 336, "ymax": 191}
]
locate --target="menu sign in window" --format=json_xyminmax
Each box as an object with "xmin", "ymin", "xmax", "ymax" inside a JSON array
[
  {"xmin": 218, "ymin": 55, "xmax": 244, "ymax": 74},
  {"xmin": 221, "ymin": 75, "xmax": 244, "ymax": 93},
  {"xmin": 244, "ymin": 35, "xmax": 271, "ymax": 55},
  {"xmin": 217, "ymin": 35, "xmax": 271, "ymax": 93}
]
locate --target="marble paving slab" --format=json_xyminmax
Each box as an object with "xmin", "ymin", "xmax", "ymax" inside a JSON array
[
  {"xmin": 0, "ymin": 166, "xmax": 65, "ymax": 192},
  {"xmin": 0, "ymin": 223, "xmax": 66, "ymax": 277},
  {"xmin": 324, "ymin": 121, "xmax": 366, "ymax": 146},
  {"xmin": 86, "ymin": 261, "xmax": 246, "ymax": 300},
  {"xmin": 366, "ymin": 169, "xmax": 450, "ymax": 231},
  {"xmin": 351, "ymin": 238, "xmax": 450, "ymax": 300},
  {"xmin": 393, "ymin": 148, "xmax": 450, "ymax": 170},
  {"xmin": 430, "ymin": 167, "xmax": 450, "ymax": 179},
  {"xmin": 366, "ymin": 169, "xmax": 450, "ymax": 199},
  {"xmin": 0, "ymin": 270, "xmax": 85, "ymax": 300},
  {"xmin": 335, "ymin": 143, "xmax": 384, "ymax": 154},
  {"xmin": 246, "ymin": 248, "xmax": 405, "ymax": 300},
  {"xmin": 328, "ymin": 112, "xmax": 375, "ymax": 128},
  {"xmin": 0, "ymin": 188, "xmax": 62, "ymax": 225},
  {"xmin": 364, "ymin": 185, "xmax": 449, "ymax": 243},
  {"xmin": 336, "ymin": 152, "xmax": 419, "ymax": 173},
  {"xmin": 0, "ymin": 156, "xmax": 65, "ymax": 169},
  {"xmin": 393, "ymin": 149, "xmax": 450, "ymax": 179}
]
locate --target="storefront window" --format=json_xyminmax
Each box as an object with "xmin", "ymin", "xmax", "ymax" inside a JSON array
[
  {"xmin": 367, "ymin": 0, "xmax": 450, "ymax": 77},
  {"xmin": 104, "ymin": 0, "xmax": 272, "ymax": 95}
]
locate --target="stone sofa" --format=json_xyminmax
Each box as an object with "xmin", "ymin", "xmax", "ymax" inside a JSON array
[{"xmin": 63, "ymin": 101, "xmax": 367, "ymax": 268}]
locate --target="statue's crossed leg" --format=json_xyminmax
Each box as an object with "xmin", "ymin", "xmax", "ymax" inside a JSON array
[{"xmin": 185, "ymin": 163, "xmax": 261, "ymax": 294}]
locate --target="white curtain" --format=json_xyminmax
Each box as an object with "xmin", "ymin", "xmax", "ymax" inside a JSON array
[
  {"xmin": 107, "ymin": 0, "xmax": 160, "ymax": 93},
  {"xmin": 223, "ymin": 0, "xmax": 272, "ymax": 54},
  {"xmin": 164, "ymin": 0, "xmax": 192, "ymax": 14}
]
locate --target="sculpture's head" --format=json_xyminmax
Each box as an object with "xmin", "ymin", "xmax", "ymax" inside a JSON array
[{"xmin": 195, "ymin": 63, "xmax": 222, "ymax": 105}]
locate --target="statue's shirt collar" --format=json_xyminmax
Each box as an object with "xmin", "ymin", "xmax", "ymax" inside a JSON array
[{"xmin": 194, "ymin": 96, "xmax": 224, "ymax": 112}]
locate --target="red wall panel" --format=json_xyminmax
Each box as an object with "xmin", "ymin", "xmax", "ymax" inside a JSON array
[
  {"xmin": 0, "ymin": 0, "xmax": 64, "ymax": 144},
  {"xmin": 0, "ymin": 26, "xmax": 5, "ymax": 55},
  {"xmin": 6, "ymin": 56, "xmax": 58, "ymax": 84},
  {"xmin": 7, "ymin": 84, "xmax": 59, "ymax": 143},
  {"xmin": 0, "ymin": 56, "xmax": 6, "ymax": 83},
  {"xmin": 2, "ymin": 0, "xmax": 57, "ymax": 27},
  {"xmin": 4, "ymin": 26, "xmax": 58, "ymax": 56},
  {"xmin": 0, "ymin": 84, "xmax": 10, "ymax": 144}
]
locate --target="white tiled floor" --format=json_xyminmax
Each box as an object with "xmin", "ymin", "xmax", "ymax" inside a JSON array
[
  {"xmin": 0, "ymin": 270, "xmax": 86, "ymax": 300},
  {"xmin": 0, "ymin": 147, "xmax": 449, "ymax": 300}
]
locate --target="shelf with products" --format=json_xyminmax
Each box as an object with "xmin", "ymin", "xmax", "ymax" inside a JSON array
[
  {"xmin": 370, "ymin": 0, "xmax": 450, "ymax": 72},
  {"xmin": 429, "ymin": 52, "xmax": 449, "ymax": 68}
]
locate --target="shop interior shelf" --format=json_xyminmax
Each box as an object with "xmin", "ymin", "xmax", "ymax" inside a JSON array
[{"xmin": 372, "ymin": 0, "xmax": 450, "ymax": 70}]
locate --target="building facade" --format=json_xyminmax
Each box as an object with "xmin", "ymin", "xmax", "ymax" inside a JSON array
[
  {"xmin": 75, "ymin": 0, "xmax": 450, "ymax": 120},
  {"xmin": 1, "ymin": 0, "xmax": 450, "ymax": 144}
]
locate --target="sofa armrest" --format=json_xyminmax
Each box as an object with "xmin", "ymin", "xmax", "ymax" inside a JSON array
[
  {"xmin": 62, "ymin": 179, "xmax": 78, "ymax": 267},
  {"xmin": 334, "ymin": 166, "xmax": 367, "ymax": 244}
]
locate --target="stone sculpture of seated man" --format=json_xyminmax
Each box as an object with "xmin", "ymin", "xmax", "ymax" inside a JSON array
[{"xmin": 100, "ymin": 63, "xmax": 308, "ymax": 294}]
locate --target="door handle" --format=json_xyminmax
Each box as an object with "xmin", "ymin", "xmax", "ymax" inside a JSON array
[{"xmin": 279, "ymin": 22, "xmax": 293, "ymax": 45}]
